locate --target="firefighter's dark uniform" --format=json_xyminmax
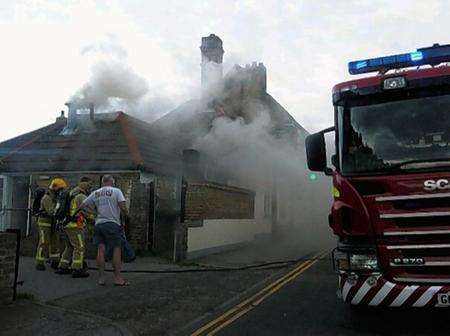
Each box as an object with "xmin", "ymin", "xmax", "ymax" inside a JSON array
[
  {"xmin": 35, "ymin": 192, "xmax": 60, "ymax": 269},
  {"xmin": 57, "ymin": 183, "xmax": 91, "ymax": 277}
]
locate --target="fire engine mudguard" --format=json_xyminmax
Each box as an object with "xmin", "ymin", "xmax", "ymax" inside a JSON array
[{"xmin": 339, "ymin": 273, "xmax": 450, "ymax": 307}]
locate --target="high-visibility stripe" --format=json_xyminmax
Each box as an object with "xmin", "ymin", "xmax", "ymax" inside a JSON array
[
  {"xmin": 59, "ymin": 258, "xmax": 70, "ymax": 264},
  {"xmin": 351, "ymin": 278, "xmax": 376, "ymax": 305},
  {"xmin": 50, "ymin": 253, "xmax": 60, "ymax": 258},
  {"xmin": 369, "ymin": 282, "xmax": 395, "ymax": 306},
  {"xmin": 342, "ymin": 281, "xmax": 353, "ymax": 302},
  {"xmin": 381, "ymin": 284, "xmax": 406, "ymax": 306},
  {"xmin": 36, "ymin": 246, "xmax": 47, "ymax": 261},
  {"xmin": 77, "ymin": 234, "xmax": 84, "ymax": 249},
  {"xmin": 413, "ymin": 286, "xmax": 442, "ymax": 307},
  {"xmin": 390, "ymin": 285, "xmax": 418, "ymax": 307},
  {"xmin": 40, "ymin": 230, "xmax": 45, "ymax": 244}
]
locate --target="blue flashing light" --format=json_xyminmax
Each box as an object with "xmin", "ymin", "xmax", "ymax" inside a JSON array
[
  {"xmin": 348, "ymin": 43, "xmax": 450, "ymax": 75},
  {"xmin": 410, "ymin": 51, "xmax": 423, "ymax": 61},
  {"xmin": 355, "ymin": 61, "xmax": 367, "ymax": 69}
]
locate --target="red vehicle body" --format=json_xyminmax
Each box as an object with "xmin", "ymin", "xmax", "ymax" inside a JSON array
[{"xmin": 306, "ymin": 52, "xmax": 450, "ymax": 307}]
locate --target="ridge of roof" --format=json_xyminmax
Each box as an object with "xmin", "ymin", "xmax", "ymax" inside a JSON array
[{"xmin": 264, "ymin": 93, "xmax": 309, "ymax": 136}]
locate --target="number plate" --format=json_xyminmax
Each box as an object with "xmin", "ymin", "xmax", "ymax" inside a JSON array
[{"xmin": 437, "ymin": 293, "xmax": 450, "ymax": 306}]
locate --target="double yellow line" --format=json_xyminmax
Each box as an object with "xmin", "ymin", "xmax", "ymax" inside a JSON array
[{"xmin": 191, "ymin": 251, "xmax": 327, "ymax": 336}]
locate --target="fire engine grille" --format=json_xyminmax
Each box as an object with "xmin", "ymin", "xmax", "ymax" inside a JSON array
[
  {"xmin": 384, "ymin": 244, "xmax": 450, "ymax": 283},
  {"xmin": 391, "ymin": 197, "xmax": 450, "ymax": 210},
  {"xmin": 377, "ymin": 193, "xmax": 450, "ymax": 283}
]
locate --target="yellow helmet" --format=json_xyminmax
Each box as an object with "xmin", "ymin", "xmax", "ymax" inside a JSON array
[{"xmin": 49, "ymin": 178, "xmax": 67, "ymax": 191}]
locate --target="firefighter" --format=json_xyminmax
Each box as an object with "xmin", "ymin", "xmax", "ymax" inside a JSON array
[
  {"xmin": 35, "ymin": 178, "xmax": 66, "ymax": 271},
  {"xmin": 56, "ymin": 176, "xmax": 92, "ymax": 278}
]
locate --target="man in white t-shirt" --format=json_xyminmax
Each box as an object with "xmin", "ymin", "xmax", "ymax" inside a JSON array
[{"xmin": 81, "ymin": 175, "xmax": 129, "ymax": 286}]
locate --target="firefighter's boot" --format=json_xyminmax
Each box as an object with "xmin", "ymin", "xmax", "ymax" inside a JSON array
[
  {"xmin": 55, "ymin": 267, "xmax": 72, "ymax": 275},
  {"xmin": 72, "ymin": 269, "xmax": 89, "ymax": 278},
  {"xmin": 36, "ymin": 263, "xmax": 46, "ymax": 271}
]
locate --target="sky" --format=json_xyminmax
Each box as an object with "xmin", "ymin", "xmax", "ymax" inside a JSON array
[{"xmin": 0, "ymin": 0, "xmax": 449, "ymax": 142}]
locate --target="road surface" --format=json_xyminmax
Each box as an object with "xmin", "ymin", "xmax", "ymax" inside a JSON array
[{"xmin": 193, "ymin": 254, "xmax": 450, "ymax": 336}]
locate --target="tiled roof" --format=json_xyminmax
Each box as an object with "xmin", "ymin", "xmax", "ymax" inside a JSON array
[{"xmin": 0, "ymin": 112, "xmax": 181, "ymax": 175}]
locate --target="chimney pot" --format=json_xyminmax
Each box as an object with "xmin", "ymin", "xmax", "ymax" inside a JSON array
[{"xmin": 56, "ymin": 110, "xmax": 67, "ymax": 123}]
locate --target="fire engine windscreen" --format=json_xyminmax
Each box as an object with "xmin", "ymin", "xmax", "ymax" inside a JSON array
[{"xmin": 339, "ymin": 94, "xmax": 450, "ymax": 174}]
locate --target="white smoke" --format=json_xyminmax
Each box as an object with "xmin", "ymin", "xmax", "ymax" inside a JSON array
[
  {"xmin": 69, "ymin": 38, "xmax": 180, "ymax": 121},
  {"xmin": 193, "ymin": 103, "xmax": 334, "ymax": 250},
  {"xmin": 194, "ymin": 106, "xmax": 283, "ymax": 182},
  {"xmin": 71, "ymin": 60, "xmax": 148, "ymax": 109}
]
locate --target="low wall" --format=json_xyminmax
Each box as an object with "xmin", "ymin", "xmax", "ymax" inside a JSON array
[
  {"xmin": 185, "ymin": 182, "xmax": 254, "ymax": 221},
  {"xmin": 187, "ymin": 219, "xmax": 255, "ymax": 258},
  {"xmin": 184, "ymin": 181, "xmax": 257, "ymax": 259},
  {"xmin": 0, "ymin": 232, "xmax": 17, "ymax": 305}
]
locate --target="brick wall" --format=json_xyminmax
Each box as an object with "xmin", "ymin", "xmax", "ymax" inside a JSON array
[
  {"xmin": 0, "ymin": 232, "xmax": 17, "ymax": 305},
  {"xmin": 128, "ymin": 180, "xmax": 150, "ymax": 253},
  {"xmin": 185, "ymin": 182, "xmax": 255, "ymax": 221}
]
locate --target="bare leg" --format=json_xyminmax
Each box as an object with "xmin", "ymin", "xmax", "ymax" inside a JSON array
[
  {"xmin": 112, "ymin": 246, "xmax": 125, "ymax": 284},
  {"xmin": 96, "ymin": 244, "xmax": 106, "ymax": 285}
]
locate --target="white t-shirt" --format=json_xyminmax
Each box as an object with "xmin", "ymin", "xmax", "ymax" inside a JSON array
[{"xmin": 83, "ymin": 186, "xmax": 126, "ymax": 226}]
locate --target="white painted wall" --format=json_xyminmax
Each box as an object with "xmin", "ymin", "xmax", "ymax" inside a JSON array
[
  {"xmin": 253, "ymin": 188, "xmax": 272, "ymax": 236},
  {"xmin": 187, "ymin": 219, "xmax": 256, "ymax": 253},
  {"xmin": 187, "ymin": 188, "xmax": 273, "ymax": 256}
]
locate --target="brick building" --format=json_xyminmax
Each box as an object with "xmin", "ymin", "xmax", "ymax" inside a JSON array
[
  {"xmin": 153, "ymin": 34, "xmax": 323, "ymax": 257},
  {"xmin": 0, "ymin": 109, "xmax": 254, "ymax": 260},
  {"xmin": 0, "ymin": 34, "xmax": 320, "ymax": 261}
]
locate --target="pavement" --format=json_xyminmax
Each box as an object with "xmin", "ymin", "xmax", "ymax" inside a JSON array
[
  {"xmin": 194, "ymin": 237, "xmax": 324, "ymax": 267},
  {"xmin": 2, "ymin": 238, "xmax": 316, "ymax": 336},
  {"xmin": 17, "ymin": 255, "xmax": 185, "ymax": 302}
]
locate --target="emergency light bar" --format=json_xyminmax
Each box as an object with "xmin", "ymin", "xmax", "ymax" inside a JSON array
[{"xmin": 348, "ymin": 43, "xmax": 450, "ymax": 75}]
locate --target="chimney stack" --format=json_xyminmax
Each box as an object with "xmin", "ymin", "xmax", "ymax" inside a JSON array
[
  {"xmin": 200, "ymin": 34, "xmax": 224, "ymax": 102},
  {"xmin": 65, "ymin": 102, "xmax": 77, "ymax": 131}
]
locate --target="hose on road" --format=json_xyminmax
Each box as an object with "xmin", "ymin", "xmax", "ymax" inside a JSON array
[{"xmin": 87, "ymin": 254, "xmax": 330, "ymax": 274}]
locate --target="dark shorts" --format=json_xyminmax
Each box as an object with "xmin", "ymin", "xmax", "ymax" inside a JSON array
[{"xmin": 93, "ymin": 222, "xmax": 122, "ymax": 249}]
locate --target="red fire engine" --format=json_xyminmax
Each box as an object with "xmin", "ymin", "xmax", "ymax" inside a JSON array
[{"xmin": 306, "ymin": 44, "xmax": 450, "ymax": 307}]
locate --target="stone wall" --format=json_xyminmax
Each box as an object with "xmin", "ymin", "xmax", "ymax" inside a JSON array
[
  {"xmin": 0, "ymin": 231, "xmax": 17, "ymax": 305},
  {"xmin": 184, "ymin": 182, "xmax": 255, "ymax": 222}
]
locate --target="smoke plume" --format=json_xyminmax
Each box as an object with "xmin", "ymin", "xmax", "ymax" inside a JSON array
[
  {"xmin": 69, "ymin": 39, "xmax": 180, "ymax": 121},
  {"xmin": 193, "ymin": 102, "xmax": 334, "ymax": 252},
  {"xmin": 71, "ymin": 60, "xmax": 149, "ymax": 109}
]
